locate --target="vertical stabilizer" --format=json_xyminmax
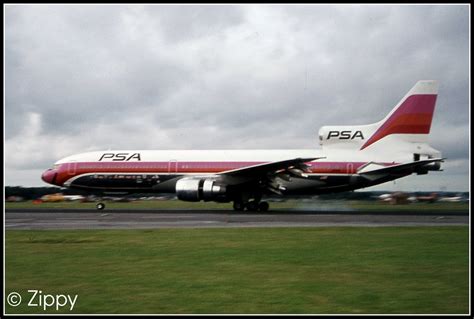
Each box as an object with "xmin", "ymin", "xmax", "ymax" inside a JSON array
[{"xmin": 360, "ymin": 80, "xmax": 438, "ymax": 150}]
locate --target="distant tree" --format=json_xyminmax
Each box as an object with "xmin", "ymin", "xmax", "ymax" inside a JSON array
[{"xmin": 6, "ymin": 186, "xmax": 65, "ymax": 200}]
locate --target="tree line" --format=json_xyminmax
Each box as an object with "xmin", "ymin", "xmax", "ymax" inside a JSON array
[{"xmin": 5, "ymin": 186, "xmax": 90, "ymax": 200}]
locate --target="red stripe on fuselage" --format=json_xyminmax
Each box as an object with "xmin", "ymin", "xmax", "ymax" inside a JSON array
[{"xmin": 52, "ymin": 161, "xmax": 396, "ymax": 186}]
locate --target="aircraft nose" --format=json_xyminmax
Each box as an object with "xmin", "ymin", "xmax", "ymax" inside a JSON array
[{"xmin": 41, "ymin": 169, "xmax": 57, "ymax": 185}]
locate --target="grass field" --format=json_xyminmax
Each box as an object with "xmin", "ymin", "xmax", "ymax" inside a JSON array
[
  {"xmin": 4, "ymin": 199, "xmax": 470, "ymax": 213},
  {"xmin": 5, "ymin": 227, "xmax": 469, "ymax": 314}
]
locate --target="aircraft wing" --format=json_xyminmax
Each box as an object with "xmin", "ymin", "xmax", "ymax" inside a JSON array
[
  {"xmin": 358, "ymin": 158, "xmax": 444, "ymax": 180},
  {"xmin": 219, "ymin": 157, "xmax": 321, "ymax": 177},
  {"xmin": 218, "ymin": 157, "xmax": 324, "ymax": 193}
]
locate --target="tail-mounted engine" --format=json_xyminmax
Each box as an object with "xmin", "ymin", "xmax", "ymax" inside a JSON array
[
  {"xmin": 175, "ymin": 177, "xmax": 228, "ymax": 202},
  {"xmin": 414, "ymin": 160, "xmax": 442, "ymax": 175}
]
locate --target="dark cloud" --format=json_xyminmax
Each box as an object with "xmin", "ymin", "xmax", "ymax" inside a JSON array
[
  {"xmin": 151, "ymin": 5, "xmax": 245, "ymax": 43},
  {"xmin": 5, "ymin": 4, "xmax": 469, "ymax": 190}
]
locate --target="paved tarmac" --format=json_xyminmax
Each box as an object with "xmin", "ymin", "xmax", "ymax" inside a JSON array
[{"xmin": 5, "ymin": 209, "xmax": 469, "ymax": 230}]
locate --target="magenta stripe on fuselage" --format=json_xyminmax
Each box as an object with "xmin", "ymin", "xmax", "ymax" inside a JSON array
[{"xmin": 59, "ymin": 161, "xmax": 387, "ymax": 175}]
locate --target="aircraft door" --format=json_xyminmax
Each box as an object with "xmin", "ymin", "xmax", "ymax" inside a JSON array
[
  {"xmin": 346, "ymin": 163, "xmax": 354, "ymax": 174},
  {"xmin": 67, "ymin": 162, "xmax": 77, "ymax": 175},
  {"xmin": 168, "ymin": 159, "xmax": 178, "ymax": 173}
]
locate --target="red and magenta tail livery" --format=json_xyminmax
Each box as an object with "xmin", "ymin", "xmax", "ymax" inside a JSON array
[{"xmin": 42, "ymin": 81, "xmax": 443, "ymax": 211}]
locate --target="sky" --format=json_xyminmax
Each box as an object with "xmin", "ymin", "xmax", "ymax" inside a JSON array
[{"xmin": 4, "ymin": 4, "xmax": 470, "ymax": 191}]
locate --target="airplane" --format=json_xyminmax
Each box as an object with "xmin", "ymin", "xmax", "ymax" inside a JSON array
[
  {"xmin": 438, "ymin": 195, "xmax": 464, "ymax": 203},
  {"xmin": 415, "ymin": 192, "xmax": 439, "ymax": 203},
  {"xmin": 378, "ymin": 192, "xmax": 411, "ymax": 205},
  {"xmin": 40, "ymin": 193, "xmax": 85, "ymax": 202},
  {"xmin": 41, "ymin": 80, "xmax": 444, "ymax": 211}
]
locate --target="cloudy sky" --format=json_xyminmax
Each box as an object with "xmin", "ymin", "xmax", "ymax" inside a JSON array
[{"xmin": 4, "ymin": 4, "xmax": 470, "ymax": 191}]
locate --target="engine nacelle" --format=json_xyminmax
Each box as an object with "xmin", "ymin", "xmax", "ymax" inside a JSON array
[
  {"xmin": 175, "ymin": 177, "xmax": 228, "ymax": 202},
  {"xmin": 415, "ymin": 161, "xmax": 442, "ymax": 175}
]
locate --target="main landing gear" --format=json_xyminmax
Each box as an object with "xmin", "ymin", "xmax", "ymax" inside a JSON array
[
  {"xmin": 233, "ymin": 200, "xmax": 270, "ymax": 212},
  {"xmin": 96, "ymin": 202, "xmax": 106, "ymax": 210}
]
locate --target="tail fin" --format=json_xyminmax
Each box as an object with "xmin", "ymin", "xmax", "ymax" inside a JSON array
[
  {"xmin": 318, "ymin": 80, "xmax": 438, "ymax": 151},
  {"xmin": 360, "ymin": 80, "xmax": 438, "ymax": 150}
]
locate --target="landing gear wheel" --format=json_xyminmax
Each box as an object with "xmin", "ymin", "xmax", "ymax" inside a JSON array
[
  {"xmin": 246, "ymin": 200, "xmax": 259, "ymax": 212},
  {"xmin": 96, "ymin": 203, "xmax": 105, "ymax": 210},
  {"xmin": 258, "ymin": 201, "xmax": 269, "ymax": 212},
  {"xmin": 233, "ymin": 201, "xmax": 245, "ymax": 211}
]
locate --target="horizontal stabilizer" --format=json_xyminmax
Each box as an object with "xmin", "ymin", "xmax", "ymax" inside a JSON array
[{"xmin": 359, "ymin": 158, "xmax": 444, "ymax": 180}]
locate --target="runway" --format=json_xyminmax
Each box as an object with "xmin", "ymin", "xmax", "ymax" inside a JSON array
[{"xmin": 5, "ymin": 209, "xmax": 469, "ymax": 230}]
